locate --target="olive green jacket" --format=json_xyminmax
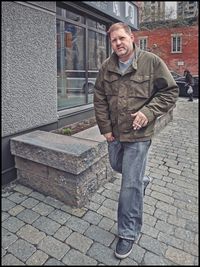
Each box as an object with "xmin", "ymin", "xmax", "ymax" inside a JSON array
[{"xmin": 94, "ymin": 46, "xmax": 179, "ymax": 142}]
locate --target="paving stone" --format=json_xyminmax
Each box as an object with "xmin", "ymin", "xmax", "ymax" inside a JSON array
[
  {"xmin": 119, "ymin": 257, "xmax": 138, "ymax": 265},
  {"xmin": 151, "ymin": 184, "xmax": 173, "ymax": 196},
  {"xmin": 26, "ymin": 250, "xmax": 49, "ymax": 265},
  {"xmin": 143, "ymin": 203, "xmax": 155, "ymax": 215},
  {"xmin": 20, "ymin": 197, "xmax": 39, "ymax": 208},
  {"xmin": 154, "ymin": 208, "xmax": 168, "ymax": 222},
  {"xmin": 17, "ymin": 208, "xmax": 40, "ymax": 224},
  {"xmin": 2, "ymin": 216, "xmax": 25, "ymax": 233},
  {"xmin": 38, "ymin": 236, "xmax": 70, "ymax": 260},
  {"xmin": 183, "ymin": 242, "xmax": 199, "ymax": 257},
  {"xmin": 47, "ymin": 209, "xmax": 71, "ymax": 224},
  {"xmin": 2, "ymin": 212, "xmax": 10, "ymax": 222},
  {"xmin": 143, "ymin": 251, "xmax": 173, "ymax": 265},
  {"xmin": 65, "ymin": 232, "xmax": 93, "ymax": 253},
  {"xmin": 8, "ymin": 205, "xmax": 25, "ymax": 216},
  {"xmin": 85, "ymin": 201, "xmax": 100, "ymax": 211},
  {"xmin": 62, "ymin": 248, "xmax": 97, "ymax": 265},
  {"xmin": 32, "ymin": 216, "xmax": 61, "ymax": 235},
  {"xmin": 103, "ymin": 182, "xmax": 120, "ymax": 192},
  {"xmin": 2, "ymin": 248, "xmax": 6, "ymax": 257},
  {"xmin": 165, "ymin": 246, "xmax": 195, "ymax": 265},
  {"xmin": 129, "ymin": 243, "xmax": 146, "ymax": 263},
  {"xmin": 98, "ymin": 217, "xmax": 115, "ymax": 231},
  {"xmin": 110, "ymin": 222, "xmax": 118, "ymax": 236},
  {"xmin": 143, "ymin": 195, "xmax": 158, "ymax": 206},
  {"xmin": 185, "ymin": 220, "xmax": 198, "ymax": 232},
  {"xmin": 143, "ymin": 213, "xmax": 157, "ymax": 227},
  {"xmin": 85, "ymin": 225, "xmax": 115, "ymax": 246},
  {"xmin": 44, "ymin": 258, "xmax": 65, "ymax": 265},
  {"xmin": 7, "ymin": 192, "xmax": 28, "ymax": 204},
  {"xmin": 32, "ymin": 202, "xmax": 55, "ymax": 216},
  {"xmin": 141, "ymin": 224, "xmax": 159, "ymax": 239},
  {"xmin": 82, "ymin": 210, "xmax": 103, "ymax": 225},
  {"xmin": 90, "ymin": 193, "xmax": 106, "ymax": 204},
  {"xmin": 29, "ymin": 191, "xmax": 46, "ymax": 201},
  {"xmin": 139, "ymin": 235, "xmax": 167, "ymax": 256},
  {"xmin": 155, "ymin": 220, "xmax": 175, "ymax": 235},
  {"xmin": 7, "ymin": 238, "xmax": 36, "ymax": 262},
  {"xmin": 177, "ymin": 208, "xmax": 198, "ymax": 221},
  {"xmin": 2, "ymin": 198, "xmax": 16, "ymax": 211},
  {"xmin": 17, "ymin": 224, "xmax": 46, "ymax": 245},
  {"xmin": 41, "ymin": 195, "xmax": 64, "ymax": 208},
  {"xmin": 2, "ymin": 254, "xmax": 25, "ymax": 265},
  {"xmin": 102, "ymin": 198, "xmax": 118, "ymax": 211},
  {"xmin": 167, "ymin": 214, "xmax": 186, "ymax": 228},
  {"xmin": 158, "ymin": 232, "xmax": 184, "ymax": 250},
  {"xmin": 156, "ymin": 201, "xmax": 177, "ymax": 215},
  {"xmin": 174, "ymin": 227, "xmax": 195, "ymax": 242},
  {"xmin": 2, "ymin": 228, "xmax": 18, "ymax": 249},
  {"xmin": 101, "ymin": 189, "xmax": 119, "ymax": 201},
  {"xmin": 65, "ymin": 216, "xmax": 90, "ymax": 234},
  {"xmin": 194, "ymin": 233, "xmax": 198, "ymax": 245},
  {"xmin": 14, "ymin": 184, "xmax": 33, "ymax": 195},
  {"xmin": 150, "ymin": 191, "xmax": 174, "ymax": 204},
  {"xmin": 97, "ymin": 205, "xmax": 117, "ymax": 221},
  {"xmin": 87, "ymin": 242, "xmax": 120, "ymax": 265},
  {"xmin": 53, "ymin": 226, "xmax": 72, "ymax": 242},
  {"xmin": 61, "ymin": 205, "xmax": 87, "ymax": 217}
]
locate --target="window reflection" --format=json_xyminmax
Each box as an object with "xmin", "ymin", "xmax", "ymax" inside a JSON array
[
  {"xmin": 56, "ymin": 9, "xmax": 107, "ymax": 110},
  {"xmin": 88, "ymin": 31, "xmax": 107, "ymax": 70},
  {"xmin": 65, "ymin": 23, "xmax": 84, "ymax": 70}
]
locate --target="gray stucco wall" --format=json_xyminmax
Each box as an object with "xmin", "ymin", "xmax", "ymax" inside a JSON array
[{"xmin": 2, "ymin": 1, "xmax": 57, "ymax": 137}]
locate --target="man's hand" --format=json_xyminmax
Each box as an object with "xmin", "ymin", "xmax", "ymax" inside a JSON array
[
  {"xmin": 131, "ymin": 111, "xmax": 148, "ymax": 130},
  {"xmin": 103, "ymin": 132, "xmax": 115, "ymax": 142}
]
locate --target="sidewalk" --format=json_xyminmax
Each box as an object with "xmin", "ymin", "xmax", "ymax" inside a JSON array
[{"xmin": 2, "ymin": 98, "xmax": 198, "ymax": 265}]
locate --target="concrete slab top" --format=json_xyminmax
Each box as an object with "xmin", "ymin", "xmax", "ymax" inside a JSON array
[
  {"xmin": 11, "ymin": 130, "xmax": 103, "ymax": 156},
  {"xmin": 73, "ymin": 125, "xmax": 105, "ymax": 142}
]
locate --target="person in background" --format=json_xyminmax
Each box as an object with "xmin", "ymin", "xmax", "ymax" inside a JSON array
[
  {"xmin": 184, "ymin": 69, "xmax": 194, "ymax": 101},
  {"xmin": 94, "ymin": 22, "xmax": 179, "ymax": 259}
]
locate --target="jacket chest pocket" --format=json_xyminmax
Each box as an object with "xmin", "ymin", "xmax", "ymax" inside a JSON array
[
  {"xmin": 104, "ymin": 74, "xmax": 119, "ymax": 96},
  {"xmin": 128, "ymin": 75, "xmax": 150, "ymax": 98}
]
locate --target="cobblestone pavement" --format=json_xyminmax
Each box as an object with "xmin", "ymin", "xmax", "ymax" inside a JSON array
[{"xmin": 2, "ymin": 98, "xmax": 198, "ymax": 265}]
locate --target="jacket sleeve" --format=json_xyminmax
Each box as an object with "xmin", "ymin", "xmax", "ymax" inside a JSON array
[
  {"xmin": 93, "ymin": 68, "xmax": 113, "ymax": 134},
  {"xmin": 140, "ymin": 56, "xmax": 179, "ymax": 123}
]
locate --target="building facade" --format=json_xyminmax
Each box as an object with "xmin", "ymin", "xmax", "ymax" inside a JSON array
[
  {"xmin": 2, "ymin": 1, "xmax": 139, "ymax": 184},
  {"xmin": 134, "ymin": 20, "xmax": 198, "ymax": 75},
  {"xmin": 177, "ymin": 1, "xmax": 198, "ymax": 19},
  {"xmin": 139, "ymin": 1, "xmax": 165, "ymax": 22}
]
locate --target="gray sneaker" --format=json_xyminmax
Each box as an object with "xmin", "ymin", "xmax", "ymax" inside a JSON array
[{"xmin": 115, "ymin": 238, "xmax": 134, "ymax": 259}]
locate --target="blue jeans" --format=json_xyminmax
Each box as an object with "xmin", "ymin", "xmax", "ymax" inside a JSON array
[{"xmin": 108, "ymin": 140, "xmax": 151, "ymax": 240}]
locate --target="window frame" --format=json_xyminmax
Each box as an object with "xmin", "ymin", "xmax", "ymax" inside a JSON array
[
  {"xmin": 171, "ymin": 33, "xmax": 182, "ymax": 53},
  {"xmin": 56, "ymin": 4, "xmax": 109, "ymax": 111},
  {"xmin": 139, "ymin": 37, "xmax": 148, "ymax": 51}
]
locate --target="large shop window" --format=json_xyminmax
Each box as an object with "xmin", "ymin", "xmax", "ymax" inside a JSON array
[{"xmin": 57, "ymin": 7, "xmax": 107, "ymax": 110}]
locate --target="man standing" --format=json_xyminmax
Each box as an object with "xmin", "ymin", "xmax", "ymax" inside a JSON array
[{"xmin": 94, "ymin": 22, "xmax": 179, "ymax": 259}]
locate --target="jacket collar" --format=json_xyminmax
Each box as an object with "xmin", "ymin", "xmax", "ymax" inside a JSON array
[{"xmin": 107, "ymin": 44, "xmax": 141, "ymax": 74}]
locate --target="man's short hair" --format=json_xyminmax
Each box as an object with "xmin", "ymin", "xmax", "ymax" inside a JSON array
[{"xmin": 107, "ymin": 22, "xmax": 132, "ymax": 38}]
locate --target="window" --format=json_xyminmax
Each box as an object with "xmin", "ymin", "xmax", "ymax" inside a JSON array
[
  {"xmin": 139, "ymin": 38, "xmax": 147, "ymax": 51},
  {"xmin": 56, "ymin": 6, "xmax": 108, "ymax": 110},
  {"xmin": 171, "ymin": 34, "xmax": 182, "ymax": 53}
]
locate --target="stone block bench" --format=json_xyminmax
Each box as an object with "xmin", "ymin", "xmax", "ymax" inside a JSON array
[
  {"xmin": 10, "ymin": 128, "xmax": 113, "ymax": 207},
  {"xmin": 10, "ymin": 106, "xmax": 174, "ymax": 207}
]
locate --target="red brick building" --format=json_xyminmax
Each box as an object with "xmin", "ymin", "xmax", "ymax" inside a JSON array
[{"xmin": 134, "ymin": 21, "xmax": 198, "ymax": 76}]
